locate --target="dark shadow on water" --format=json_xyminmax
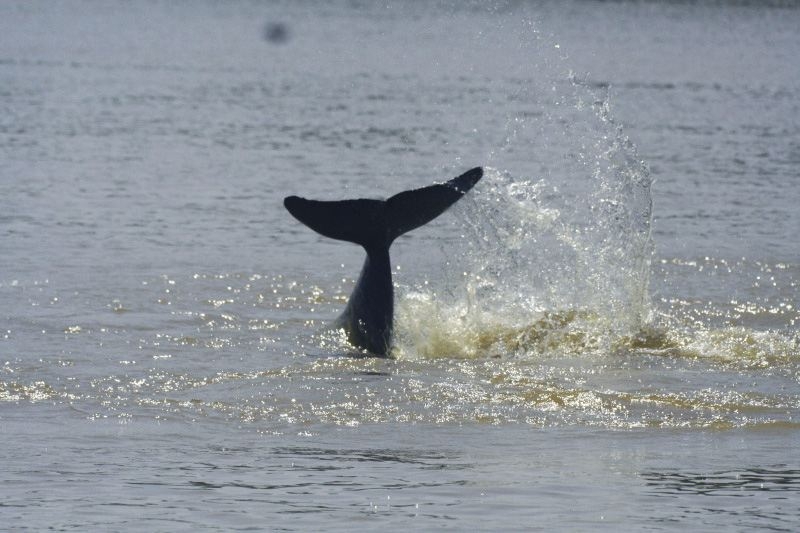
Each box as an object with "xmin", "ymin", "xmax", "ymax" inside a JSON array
[
  {"xmin": 271, "ymin": 446, "xmax": 464, "ymax": 467},
  {"xmin": 264, "ymin": 22, "xmax": 290, "ymax": 45},
  {"xmin": 642, "ymin": 466, "xmax": 800, "ymax": 530},
  {"xmin": 178, "ymin": 446, "xmax": 472, "ymax": 498},
  {"xmin": 642, "ymin": 465, "xmax": 800, "ymax": 496}
]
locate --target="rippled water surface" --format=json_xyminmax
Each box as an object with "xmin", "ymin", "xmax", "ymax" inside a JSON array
[{"xmin": 2, "ymin": 1, "xmax": 799, "ymax": 530}]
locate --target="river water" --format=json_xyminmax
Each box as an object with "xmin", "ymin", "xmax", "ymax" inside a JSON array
[{"xmin": 2, "ymin": 1, "xmax": 799, "ymax": 530}]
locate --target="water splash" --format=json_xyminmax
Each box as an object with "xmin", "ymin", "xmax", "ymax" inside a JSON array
[{"xmin": 395, "ymin": 77, "xmax": 655, "ymax": 359}]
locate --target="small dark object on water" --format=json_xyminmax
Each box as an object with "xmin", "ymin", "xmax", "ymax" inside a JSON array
[{"xmin": 264, "ymin": 22, "xmax": 289, "ymax": 44}]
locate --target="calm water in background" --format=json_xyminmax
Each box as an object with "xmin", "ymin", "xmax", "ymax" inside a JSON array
[{"xmin": 2, "ymin": 1, "xmax": 799, "ymax": 530}]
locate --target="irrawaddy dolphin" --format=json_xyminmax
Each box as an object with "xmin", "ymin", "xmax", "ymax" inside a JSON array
[{"xmin": 283, "ymin": 167, "xmax": 483, "ymax": 357}]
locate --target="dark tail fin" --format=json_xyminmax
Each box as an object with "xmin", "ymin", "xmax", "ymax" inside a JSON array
[
  {"xmin": 385, "ymin": 167, "xmax": 482, "ymax": 241},
  {"xmin": 284, "ymin": 196, "xmax": 385, "ymax": 247},
  {"xmin": 284, "ymin": 167, "xmax": 483, "ymax": 248}
]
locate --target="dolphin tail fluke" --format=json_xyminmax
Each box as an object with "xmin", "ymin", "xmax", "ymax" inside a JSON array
[
  {"xmin": 283, "ymin": 167, "xmax": 483, "ymax": 248},
  {"xmin": 385, "ymin": 167, "xmax": 483, "ymax": 241},
  {"xmin": 283, "ymin": 196, "xmax": 385, "ymax": 248}
]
